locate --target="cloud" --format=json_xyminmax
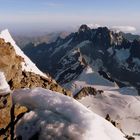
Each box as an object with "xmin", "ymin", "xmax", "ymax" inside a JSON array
[
  {"xmin": 87, "ymin": 23, "xmax": 101, "ymax": 29},
  {"xmin": 111, "ymin": 26, "xmax": 136, "ymax": 33}
]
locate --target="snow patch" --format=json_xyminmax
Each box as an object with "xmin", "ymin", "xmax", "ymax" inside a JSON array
[
  {"xmin": 75, "ymin": 40, "xmax": 91, "ymax": 49},
  {"xmin": 0, "ymin": 72, "xmax": 11, "ymax": 95},
  {"xmin": 87, "ymin": 23, "xmax": 101, "ymax": 29},
  {"xmin": 107, "ymin": 47, "xmax": 114, "ymax": 56},
  {"xmin": 98, "ymin": 50, "xmax": 104, "ymax": 54},
  {"xmin": 133, "ymin": 58, "xmax": 140, "ymax": 66},
  {"xmin": 51, "ymin": 38, "xmax": 73, "ymax": 56},
  {"xmin": 115, "ymin": 48, "xmax": 130, "ymax": 63}
]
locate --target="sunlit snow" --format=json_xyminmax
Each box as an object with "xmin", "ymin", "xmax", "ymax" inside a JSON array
[
  {"xmin": 79, "ymin": 87, "xmax": 140, "ymax": 140},
  {"xmin": 13, "ymin": 88, "xmax": 126, "ymax": 140},
  {"xmin": 0, "ymin": 71, "xmax": 11, "ymax": 95},
  {"xmin": 64, "ymin": 66, "xmax": 117, "ymax": 94}
]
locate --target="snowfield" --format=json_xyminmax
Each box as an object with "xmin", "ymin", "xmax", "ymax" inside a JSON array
[
  {"xmin": 0, "ymin": 29, "xmax": 47, "ymax": 78},
  {"xmin": 79, "ymin": 87, "xmax": 140, "ymax": 140},
  {"xmin": 13, "ymin": 88, "xmax": 126, "ymax": 140},
  {"xmin": 64, "ymin": 66, "xmax": 117, "ymax": 94},
  {"xmin": 62, "ymin": 65, "xmax": 139, "ymax": 139},
  {"xmin": 0, "ymin": 71, "xmax": 11, "ymax": 95}
]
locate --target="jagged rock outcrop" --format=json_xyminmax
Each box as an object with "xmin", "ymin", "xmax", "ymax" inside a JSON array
[
  {"xmin": 74, "ymin": 87, "xmax": 103, "ymax": 100},
  {"xmin": 0, "ymin": 38, "xmax": 72, "ymax": 96}
]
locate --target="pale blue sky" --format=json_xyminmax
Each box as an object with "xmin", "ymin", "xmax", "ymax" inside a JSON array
[{"xmin": 0, "ymin": 0, "xmax": 140, "ymax": 34}]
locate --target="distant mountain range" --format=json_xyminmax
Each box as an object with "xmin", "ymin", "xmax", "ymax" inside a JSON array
[
  {"xmin": 23, "ymin": 25, "xmax": 140, "ymax": 94},
  {"xmin": 14, "ymin": 31, "xmax": 70, "ymax": 49},
  {"xmin": 121, "ymin": 32, "xmax": 140, "ymax": 42}
]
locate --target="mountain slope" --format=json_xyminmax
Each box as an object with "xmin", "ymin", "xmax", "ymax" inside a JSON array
[
  {"xmin": 64, "ymin": 66, "xmax": 117, "ymax": 94},
  {"xmin": 79, "ymin": 87, "xmax": 139, "ymax": 140},
  {"xmin": 14, "ymin": 31, "xmax": 70, "ymax": 49}
]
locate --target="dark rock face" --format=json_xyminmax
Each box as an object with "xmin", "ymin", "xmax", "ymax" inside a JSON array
[
  {"xmin": 55, "ymin": 48, "xmax": 87, "ymax": 84},
  {"xmin": 78, "ymin": 24, "xmax": 90, "ymax": 32},
  {"xmin": 125, "ymin": 135, "xmax": 135, "ymax": 140},
  {"xmin": 130, "ymin": 40, "xmax": 140, "ymax": 58},
  {"xmin": 22, "ymin": 25, "xmax": 140, "ymax": 94}
]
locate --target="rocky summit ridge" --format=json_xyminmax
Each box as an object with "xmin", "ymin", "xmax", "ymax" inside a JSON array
[{"xmin": 0, "ymin": 30, "xmax": 71, "ymax": 140}]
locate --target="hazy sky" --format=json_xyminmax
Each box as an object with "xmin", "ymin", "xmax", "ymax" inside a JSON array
[{"xmin": 0, "ymin": 0, "xmax": 140, "ymax": 35}]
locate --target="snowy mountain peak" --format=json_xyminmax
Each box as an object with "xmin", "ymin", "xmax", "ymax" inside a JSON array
[
  {"xmin": 0, "ymin": 29, "xmax": 48, "ymax": 78},
  {"xmin": 0, "ymin": 29, "xmax": 15, "ymax": 45},
  {"xmin": 78, "ymin": 24, "xmax": 91, "ymax": 32}
]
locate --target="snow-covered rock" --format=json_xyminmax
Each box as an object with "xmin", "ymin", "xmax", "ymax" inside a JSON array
[
  {"xmin": 0, "ymin": 71, "xmax": 11, "ymax": 95},
  {"xmin": 0, "ymin": 29, "xmax": 47, "ymax": 78},
  {"xmin": 13, "ymin": 87, "xmax": 126, "ymax": 140}
]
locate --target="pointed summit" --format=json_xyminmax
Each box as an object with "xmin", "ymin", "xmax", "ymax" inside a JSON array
[
  {"xmin": 0, "ymin": 29, "xmax": 16, "ymax": 46},
  {"xmin": 78, "ymin": 24, "xmax": 91, "ymax": 32}
]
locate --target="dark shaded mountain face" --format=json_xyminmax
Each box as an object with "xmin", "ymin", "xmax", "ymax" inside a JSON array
[{"xmin": 23, "ymin": 25, "xmax": 140, "ymax": 94}]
